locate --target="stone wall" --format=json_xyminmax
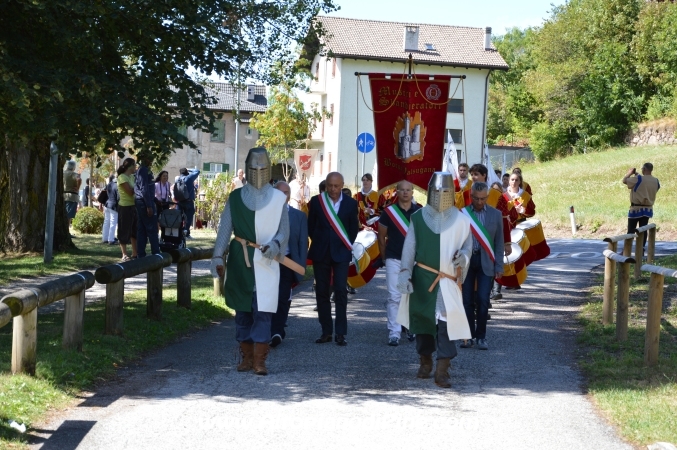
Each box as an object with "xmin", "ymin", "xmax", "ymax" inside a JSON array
[{"xmin": 626, "ymin": 121, "xmax": 677, "ymax": 146}]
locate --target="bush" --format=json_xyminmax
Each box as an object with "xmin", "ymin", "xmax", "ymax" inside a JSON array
[
  {"xmin": 529, "ymin": 121, "xmax": 570, "ymax": 161},
  {"xmin": 72, "ymin": 207, "xmax": 104, "ymax": 234}
]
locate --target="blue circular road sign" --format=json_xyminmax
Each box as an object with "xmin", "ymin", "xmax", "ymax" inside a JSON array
[{"xmin": 356, "ymin": 132, "xmax": 375, "ymax": 153}]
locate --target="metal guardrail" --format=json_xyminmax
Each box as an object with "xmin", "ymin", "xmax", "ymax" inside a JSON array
[{"xmin": 0, "ymin": 272, "xmax": 95, "ymax": 375}]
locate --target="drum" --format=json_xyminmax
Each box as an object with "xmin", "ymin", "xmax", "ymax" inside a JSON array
[
  {"xmin": 510, "ymin": 228, "xmax": 537, "ymax": 267},
  {"xmin": 498, "ymin": 242, "xmax": 527, "ymax": 287},
  {"xmin": 348, "ymin": 230, "xmax": 379, "ymax": 288},
  {"xmin": 516, "ymin": 218, "xmax": 550, "ymax": 261}
]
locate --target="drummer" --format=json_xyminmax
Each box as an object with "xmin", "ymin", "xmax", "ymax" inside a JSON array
[
  {"xmin": 354, "ymin": 173, "xmax": 380, "ymax": 230},
  {"xmin": 506, "ymin": 172, "xmax": 536, "ymax": 222},
  {"xmin": 377, "ymin": 180, "xmax": 421, "ymax": 346}
]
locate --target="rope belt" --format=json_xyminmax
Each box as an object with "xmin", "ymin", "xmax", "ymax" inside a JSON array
[
  {"xmin": 415, "ymin": 262, "xmax": 462, "ymax": 292},
  {"xmin": 233, "ymin": 236, "xmax": 261, "ymax": 268}
]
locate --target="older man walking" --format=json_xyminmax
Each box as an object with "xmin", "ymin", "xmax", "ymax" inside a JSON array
[{"xmin": 460, "ymin": 182, "xmax": 505, "ymax": 351}]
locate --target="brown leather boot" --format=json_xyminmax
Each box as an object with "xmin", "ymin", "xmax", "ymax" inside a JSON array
[
  {"xmin": 417, "ymin": 354, "xmax": 433, "ymax": 379},
  {"xmin": 237, "ymin": 342, "xmax": 254, "ymax": 372},
  {"xmin": 253, "ymin": 342, "xmax": 270, "ymax": 376},
  {"xmin": 434, "ymin": 358, "xmax": 451, "ymax": 388}
]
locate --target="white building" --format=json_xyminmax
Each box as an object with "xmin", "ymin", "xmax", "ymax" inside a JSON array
[
  {"xmin": 163, "ymin": 83, "xmax": 267, "ymax": 181},
  {"xmin": 301, "ymin": 16, "xmax": 509, "ymax": 190}
]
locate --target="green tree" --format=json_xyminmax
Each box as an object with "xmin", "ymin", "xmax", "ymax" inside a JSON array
[
  {"xmin": 0, "ymin": 0, "xmax": 337, "ymax": 253},
  {"xmin": 249, "ymin": 73, "xmax": 327, "ymax": 181}
]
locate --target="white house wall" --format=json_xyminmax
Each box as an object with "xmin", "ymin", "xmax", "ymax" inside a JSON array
[{"xmin": 304, "ymin": 54, "xmax": 492, "ymax": 191}]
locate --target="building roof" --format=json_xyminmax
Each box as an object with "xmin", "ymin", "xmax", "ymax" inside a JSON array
[
  {"xmin": 315, "ymin": 16, "xmax": 509, "ymax": 70},
  {"xmin": 203, "ymin": 83, "xmax": 268, "ymax": 112}
]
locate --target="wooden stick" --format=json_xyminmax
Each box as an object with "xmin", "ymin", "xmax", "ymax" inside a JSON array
[
  {"xmin": 105, "ymin": 280, "xmax": 124, "ymax": 335},
  {"xmin": 622, "ymin": 238, "xmax": 633, "ymax": 258},
  {"xmin": 647, "ymin": 227, "xmax": 656, "ymax": 264},
  {"xmin": 12, "ymin": 309, "xmax": 37, "ymax": 375},
  {"xmin": 616, "ymin": 261, "xmax": 630, "ymax": 341},
  {"xmin": 63, "ymin": 290, "xmax": 85, "ymax": 351},
  {"xmin": 644, "ymin": 273, "xmax": 664, "ymax": 366},
  {"xmin": 634, "ymin": 232, "xmax": 645, "ymax": 281},
  {"xmin": 602, "ymin": 243, "xmax": 617, "ymax": 325},
  {"xmin": 213, "ymin": 276, "xmax": 224, "ymax": 297}
]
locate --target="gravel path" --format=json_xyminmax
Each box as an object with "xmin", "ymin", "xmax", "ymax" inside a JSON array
[{"xmin": 26, "ymin": 239, "xmax": 640, "ymax": 450}]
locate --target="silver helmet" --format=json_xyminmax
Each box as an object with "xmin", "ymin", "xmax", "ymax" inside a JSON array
[
  {"xmin": 427, "ymin": 172, "xmax": 455, "ymax": 212},
  {"xmin": 245, "ymin": 147, "xmax": 271, "ymax": 189}
]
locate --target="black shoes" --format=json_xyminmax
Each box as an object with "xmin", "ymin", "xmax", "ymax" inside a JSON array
[
  {"xmin": 270, "ymin": 334, "xmax": 282, "ymax": 348},
  {"xmin": 315, "ymin": 334, "xmax": 332, "ymax": 344},
  {"xmin": 335, "ymin": 335, "xmax": 347, "ymax": 346}
]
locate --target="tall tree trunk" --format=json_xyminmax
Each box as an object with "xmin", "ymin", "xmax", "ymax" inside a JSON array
[{"xmin": 0, "ymin": 137, "xmax": 72, "ymax": 254}]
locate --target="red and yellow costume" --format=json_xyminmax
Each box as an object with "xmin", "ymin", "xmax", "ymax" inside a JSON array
[
  {"xmin": 354, "ymin": 189, "xmax": 379, "ymax": 229},
  {"xmin": 507, "ymin": 189, "xmax": 536, "ymax": 222},
  {"xmin": 454, "ymin": 179, "xmax": 472, "ymax": 209},
  {"xmin": 377, "ymin": 187, "xmax": 398, "ymax": 215}
]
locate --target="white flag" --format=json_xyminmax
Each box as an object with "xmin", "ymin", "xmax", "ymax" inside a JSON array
[
  {"xmin": 484, "ymin": 143, "xmax": 501, "ymax": 187},
  {"xmin": 443, "ymin": 131, "xmax": 460, "ymax": 180}
]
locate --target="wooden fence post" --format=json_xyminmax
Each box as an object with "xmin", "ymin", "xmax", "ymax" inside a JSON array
[
  {"xmin": 602, "ymin": 242, "xmax": 617, "ymax": 325},
  {"xmin": 147, "ymin": 267, "xmax": 163, "ymax": 321},
  {"xmin": 647, "ymin": 227, "xmax": 656, "ymax": 264},
  {"xmin": 644, "ymin": 272, "xmax": 664, "ymax": 366},
  {"xmin": 616, "ymin": 261, "xmax": 631, "ymax": 341},
  {"xmin": 105, "ymin": 280, "xmax": 124, "ymax": 335},
  {"xmin": 634, "ymin": 232, "xmax": 645, "ymax": 280},
  {"xmin": 63, "ymin": 290, "xmax": 85, "ymax": 351},
  {"xmin": 622, "ymin": 237, "xmax": 633, "ymax": 257},
  {"xmin": 12, "ymin": 309, "xmax": 37, "ymax": 375},
  {"xmin": 177, "ymin": 260, "xmax": 192, "ymax": 309}
]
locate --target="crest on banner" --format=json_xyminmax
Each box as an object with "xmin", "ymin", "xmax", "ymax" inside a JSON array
[{"xmin": 293, "ymin": 149, "xmax": 318, "ymax": 178}]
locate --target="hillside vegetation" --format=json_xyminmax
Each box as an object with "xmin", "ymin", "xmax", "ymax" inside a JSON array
[{"xmin": 520, "ymin": 144, "xmax": 676, "ymax": 239}]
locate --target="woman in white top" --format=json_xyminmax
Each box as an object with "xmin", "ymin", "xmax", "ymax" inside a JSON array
[{"xmin": 154, "ymin": 171, "xmax": 171, "ymax": 213}]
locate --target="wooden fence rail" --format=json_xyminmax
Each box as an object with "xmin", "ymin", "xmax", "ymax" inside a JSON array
[
  {"xmin": 95, "ymin": 253, "xmax": 172, "ymax": 335},
  {"xmin": 0, "ymin": 271, "xmax": 95, "ymax": 375},
  {"xmin": 640, "ymin": 264, "xmax": 677, "ymax": 367}
]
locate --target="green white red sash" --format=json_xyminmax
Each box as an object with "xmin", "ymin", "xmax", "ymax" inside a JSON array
[
  {"xmin": 384, "ymin": 204, "xmax": 409, "ymax": 237},
  {"xmin": 461, "ymin": 206, "xmax": 495, "ymax": 262},
  {"xmin": 319, "ymin": 192, "xmax": 352, "ymax": 250}
]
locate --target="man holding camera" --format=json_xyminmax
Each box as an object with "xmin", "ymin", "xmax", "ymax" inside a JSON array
[
  {"xmin": 377, "ymin": 180, "xmax": 420, "ymax": 346},
  {"xmin": 622, "ymin": 163, "xmax": 660, "ymax": 246}
]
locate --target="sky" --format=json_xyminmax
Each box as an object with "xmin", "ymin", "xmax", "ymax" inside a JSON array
[{"xmin": 324, "ymin": 0, "xmax": 564, "ymax": 35}]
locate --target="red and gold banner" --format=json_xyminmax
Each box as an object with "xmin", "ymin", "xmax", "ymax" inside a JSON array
[{"xmin": 368, "ymin": 74, "xmax": 452, "ymax": 192}]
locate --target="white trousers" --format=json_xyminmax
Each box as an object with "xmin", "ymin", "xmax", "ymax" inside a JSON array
[
  {"xmin": 385, "ymin": 258, "xmax": 402, "ymax": 339},
  {"xmin": 102, "ymin": 207, "xmax": 118, "ymax": 243}
]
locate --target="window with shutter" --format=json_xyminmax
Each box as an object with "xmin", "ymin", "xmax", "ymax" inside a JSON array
[
  {"xmin": 211, "ymin": 121, "xmax": 225, "ymax": 142},
  {"xmin": 203, "ymin": 162, "xmax": 210, "ymax": 171},
  {"xmin": 445, "ymin": 129, "xmax": 463, "ymax": 145},
  {"xmin": 446, "ymin": 99, "xmax": 464, "ymax": 114}
]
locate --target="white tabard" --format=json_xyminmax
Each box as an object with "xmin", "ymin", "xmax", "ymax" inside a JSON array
[
  {"xmin": 397, "ymin": 212, "xmax": 472, "ymax": 340},
  {"xmin": 252, "ymin": 189, "xmax": 286, "ymax": 313}
]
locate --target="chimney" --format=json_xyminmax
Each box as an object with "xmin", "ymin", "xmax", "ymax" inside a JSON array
[
  {"xmin": 484, "ymin": 27, "xmax": 492, "ymax": 50},
  {"xmin": 403, "ymin": 26, "xmax": 419, "ymax": 52}
]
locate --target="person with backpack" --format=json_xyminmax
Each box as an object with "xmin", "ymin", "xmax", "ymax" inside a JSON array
[
  {"xmin": 101, "ymin": 174, "xmax": 120, "ymax": 244},
  {"xmin": 174, "ymin": 167, "xmax": 200, "ymax": 239}
]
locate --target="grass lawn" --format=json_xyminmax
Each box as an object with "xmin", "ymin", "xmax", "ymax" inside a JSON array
[
  {"xmin": 579, "ymin": 254, "xmax": 677, "ymax": 446},
  {"xmin": 518, "ymin": 144, "xmax": 677, "ymax": 239},
  {"xmin": 0, "ymin": 228, "xmax": 217, "ymax": 288},
  {"xmin": 0, "ymin": 275, "xmax": 231, "ymax": 449}
]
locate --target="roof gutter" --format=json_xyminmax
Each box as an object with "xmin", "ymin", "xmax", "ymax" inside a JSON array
[{"xmin": 334, "ymin": 54, "xmax": 509, "ymax": 71}]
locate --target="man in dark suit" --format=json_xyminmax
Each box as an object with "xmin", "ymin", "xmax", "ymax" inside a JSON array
[
  {"xmin": 307, "ymin": 172, "xmax": 359, "ymax": 346},
  {"xmin": 270, "ymin": 181, "xmax": 308, "ymax": 347},
  {"xmin": 460, "ymin": 182, "xmax": 505, "ymax": 351}
]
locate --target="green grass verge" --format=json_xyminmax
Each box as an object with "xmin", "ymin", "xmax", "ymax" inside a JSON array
[
  {"xmin": 0, "ymin": 229, "xmax": 217, "ymax": 287},
  {"xmin": 0, "ymin": 275, "xmax": 231, "ymax": 448},
  {"xmin": 518, "ymin": 144, "xmax": 677, "ymax": 238},
  {"xmin": 579, "ymin": 254, "xmax": 677, "ymax": 445}
]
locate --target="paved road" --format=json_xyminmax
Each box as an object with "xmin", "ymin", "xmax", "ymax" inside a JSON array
[{"xmin": 27, "ymin": 239, "xmax": 677, "ymax": 449}]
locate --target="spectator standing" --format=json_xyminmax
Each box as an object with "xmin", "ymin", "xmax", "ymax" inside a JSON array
[
  {"xmin": 63, "ymin": 160, "xmax": 81, "ymax": 230},
  {"xmin": 622, "ymin": 163, "xmax": 660, "ymax": 246},
  {"xmin": 175, "ymin": 167, "xmax": 200, "ymax": 239},
  {"xmin": 82, "ymin": 178, "xmax": 91, "ymax": 208},
  {"xmin": 101, "ymin": 174, "xmax": 119, "ymax": 245},
  {"xmin": 154, "ymin": 170, "xmax": 172, "ymax": 214},
  {"xmin": 377, "ymin": 180, "xmax": 420, "ymax": 346},
  {"xmin": 134, "ymin": 152, "xmax": 161, "ymax": 258},
  {"xmin": 232, "ymin": 168, "xmax": 246, "ymax": 190},
  {"xmin": 116, "ymin": 158, "xmax": 138, "ymax": 261}
]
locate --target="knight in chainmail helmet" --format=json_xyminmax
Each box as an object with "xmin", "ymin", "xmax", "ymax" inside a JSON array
[
  {"xmin": 211, "ymin": 147, "xmax": 289, "ymax": 376},
  {"xmin": 396, "ymin": 172, "xmax": 473, "ymax": 389}
]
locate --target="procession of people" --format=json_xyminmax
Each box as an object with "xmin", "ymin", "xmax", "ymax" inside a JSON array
[{"xmin": 206, "ymin": 144, "xmax": 556, "ymax": 389}]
